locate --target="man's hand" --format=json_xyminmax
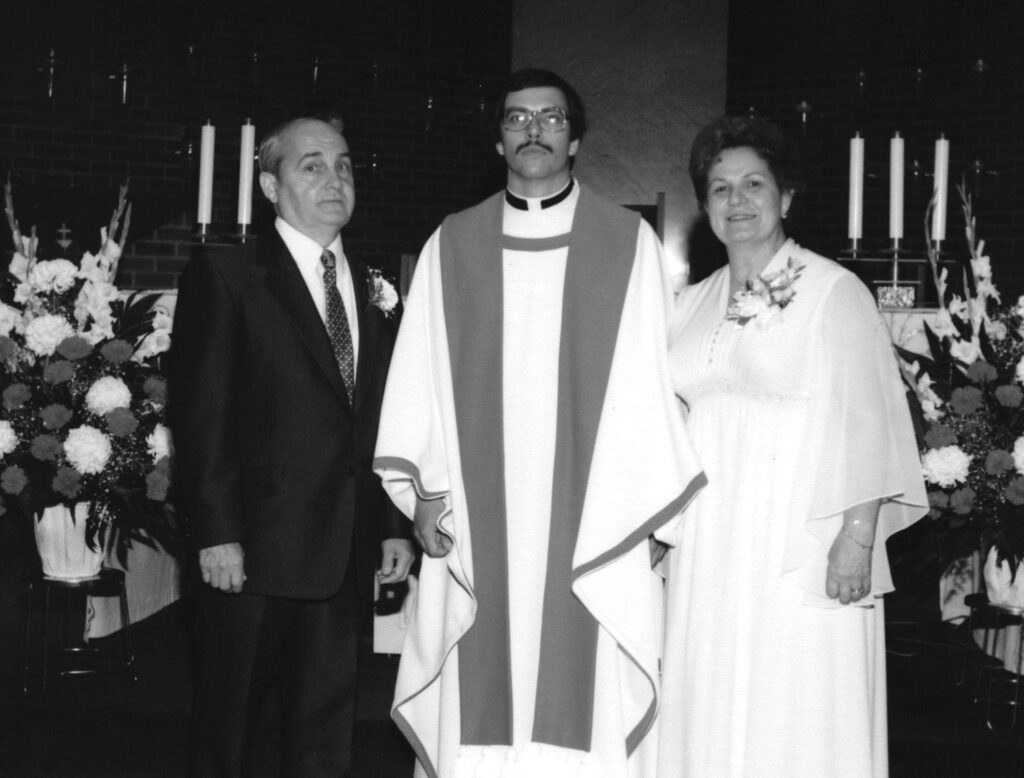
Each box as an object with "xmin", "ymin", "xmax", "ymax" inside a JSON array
[
  {"xmin": 378, "ymin": 539, "xmax": 415, "ymax": 584},
  {"xmin": 199, "ymin": 542, "xmax": 246, "ymax": 593},
  {"xmin": 414, "ymin": 496, "xmax": 452, "ymax": 558}
]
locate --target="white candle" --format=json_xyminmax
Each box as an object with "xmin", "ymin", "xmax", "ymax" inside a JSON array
[
  {"xmin": 237, "ymin": 120, "xmax": 255, "ymax": 226},
  {"xmin": 197, "ymin": 121, "xmax": 215, "ymax": 226},
  {"xmin": 889, "ymin": 132, "xmax": 904, "ymax": 240},
  {"xmin": 847, "ymin": 133, "xmax": 864, "ymax": 240},
  {"xmin": 931, "ymin": 135, "xmax": 949, "ymax": 243}
]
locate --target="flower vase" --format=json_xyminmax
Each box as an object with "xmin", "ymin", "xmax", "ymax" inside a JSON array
[
  {"xmin": 983, "ymin": 547, "xmax": 1024, "ymax": 609},
  {"xmin": 33, "ymin": 503, "xmax": 104, "ymax": 580}
]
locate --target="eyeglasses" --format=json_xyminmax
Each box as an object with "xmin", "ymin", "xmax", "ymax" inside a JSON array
[{"xmin": 501, "ymin": 108, "xmax": 569, "ymax": 133}]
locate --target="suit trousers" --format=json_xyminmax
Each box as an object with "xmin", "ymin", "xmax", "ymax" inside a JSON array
[{"xmin": 190, "ymin": 560, "xmax": 360, "ymax": 778}]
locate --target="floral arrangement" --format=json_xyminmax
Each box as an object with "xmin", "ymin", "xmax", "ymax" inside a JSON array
[
  {"xmin": 367, "ymin": 268, "xmax": 399, "ymax": 318},
  {"xmin": 727, "ymin": 256, "xmax": 804, "ymax": 327},
  {"xmin": 0, "ymin": 180, "xmax": 175, "ymax": 558},
  {"xmin": 898, "ymin": 186, "xmax": 1024, "ymax": 576}
]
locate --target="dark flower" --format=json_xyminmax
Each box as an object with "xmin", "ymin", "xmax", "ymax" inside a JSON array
[
  {"xmin": 986, "ymin": 449, "xmax": 1015, "ymax": 475},
  {"xmin": 929, "ymin": 490, "xmax": 950, "ymax": 508},
  {"xmin": 966, "ymin": 360, "xmax": 998, "ymax": 383},
  {"xmin": 950, "ymin": 386, "xmax": 984, "ymax": 415},
  {"xmin": 106, "ymin": 408, "xmax": 139, "ymax": 437},
  {"xmin": 924, "ymin": 424, "xmax": 958, "ymax": 449},
  {"xmin": 30, "ymin": 434, "xmax": 62, "ymax": 461},
  {"xmin": 1, "ymin": 466, "xmax": 28, "ymax": 495},
  {"xmin": 52, "ymin": 467, "xmax": 82, "ymax": 499},
  {"xmin": 143, "ymin": 377, "xmax": 168, "ymax": 404},
  {"xmin": 2, "ymin": 383, "xmax": 31, "ymax": 410},
  {"xmin": 100, "ymin": 339, "xmax": 133, "ymax": 364},
  {"xmin": 949, "ymin": 487, "xmax": 976, "ymax": 515},
  {"xmin": 0, "ymin": 336, "xmax": 16, "ymax": 361},
  {"xmin": 40, "ymin": 404, "xmax": 73, "ymax": 430},
  {"xmin": 995, "ymin": 384, "xmax": 1024, "ymax": 408},
  {"xmin": 56, "ymin": 336, "xmax": 93, "ymax": 361},
  {"xmin": 1005, "ymin": 477, "xmax": 1024, "ymax": 507},
  {"xmin": 43, "ymin": 360, "xmax": 75, "ymax": 384}
]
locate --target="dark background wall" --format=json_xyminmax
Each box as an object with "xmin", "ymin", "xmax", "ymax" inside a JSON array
[
  {"xmin": 2, "ymin": 1, "xmax": 1021, "ymax": 302},
  {"xmin": 1, "ymin": 0, "xmax": 513, "ymax": 289},
  {"xmin": 720, "ymin": 0, "xmax": 1024, "ymax": 300}
]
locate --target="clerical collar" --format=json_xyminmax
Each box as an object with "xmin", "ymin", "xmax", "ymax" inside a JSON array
[{"xmin": 504, "ymin": 178, "xmax": 574, "ymax": 211}]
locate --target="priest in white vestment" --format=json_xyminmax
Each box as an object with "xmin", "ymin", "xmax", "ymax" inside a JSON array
[{"xmin": 374, "ymin": 69, "xmax": 705, "ymax": 778}]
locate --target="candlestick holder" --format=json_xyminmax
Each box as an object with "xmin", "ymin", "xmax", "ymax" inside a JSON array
[
  {"xmin": 232, "ymin": 224, "xmax": 253, "ymax": 244},
  {"xmin": 195, "ymin": 223, "xmax": 211, "ymax": 242},
  {"xmin": 874, "ymin": 239, "xmax": 917, "ymax": 308},
  {"xmin": 839, "ymin": 238, "xmax": 863, "ymax": 259}
]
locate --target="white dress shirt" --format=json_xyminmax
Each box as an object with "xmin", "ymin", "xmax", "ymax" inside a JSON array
[{"xmin": 275, "ymin": 217, "xmax": 359, "ymax": 373}]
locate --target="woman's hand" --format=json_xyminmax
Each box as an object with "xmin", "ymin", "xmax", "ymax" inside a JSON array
[
  {"xmin": 826, "ymin": 500, "xmax": 880, "ymax": 605},
  {"xmin": 826, "ymin": 533, "xmax": 872, "ymax": 604}
]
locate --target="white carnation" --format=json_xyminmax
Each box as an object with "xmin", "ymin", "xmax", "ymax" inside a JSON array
[
  {"xmin": 1014, "ymin": 437, "xmax": 1024, "ymax": 476},
  {"xmin": 731, "ymin": 293, "xmax": 770, "ymax": 320},
  {"xmin": 987, "ymin": 319, "xmax": 1007, "ymax": 341},
  {"xmin": 24, "ymin": 314, "xmax": 75, "ymax": 356},
  {"xmin": 146, "ymin": 424, "xmax": 172, "ymax": 462},
  {"xmin": 63, "ymin": 426, "xmax": 112, "ymax": 475},
  {"xmin": 1015, "ymin": 296, "xmax": 1024, "ymax": 318},
  {"xmin": 28, "ymin": 259, "xmax": 79, "ymax": 294},
  {"xmin": 0, "ymin": 420, "xmax": 18, "ymax": 457},
  {"xmin": 85, "ymin": 376, "xmax": 132, "ymax": 415},
  {"xmin": 922, "ymin": 446, "xmax": 972, "ymax": 487}
]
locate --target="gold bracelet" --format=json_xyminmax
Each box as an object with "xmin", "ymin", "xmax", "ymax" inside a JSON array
[{"xmin": 841, "ymin": 527, "xmax": 873, "ymax": 550}]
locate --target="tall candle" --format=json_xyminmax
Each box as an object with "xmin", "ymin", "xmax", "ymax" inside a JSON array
[
  {"xmin": 197, "ymin": 121, "xmax": 215, "ymax": 226},
  {"xmin": 931, "ymin": 135, "xmax": 950, "ymax": 243},
  {"xmin": 889, "ymin": 132, "xmax": 904, "ymax": 240},
  {"xmin": 847, "ymin": 133, "xmax": 864, "ymax": 240},
  {"xmin": 237, "ymin": 120, "xmax": 255, "ymax": 226}
]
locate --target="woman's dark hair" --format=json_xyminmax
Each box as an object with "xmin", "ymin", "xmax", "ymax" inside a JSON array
[
  {"xmin": 688, "ymin": 116, "xmax": 803, "ymax": 210},
  {"xmin": 493, "ymin": 68, "xmax": 587, "ymax": 143}
]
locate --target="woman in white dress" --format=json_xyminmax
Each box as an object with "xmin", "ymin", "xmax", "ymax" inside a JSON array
[{"xmin": 656, "ymin": 116, "xmax": 928, "ymax": 777}]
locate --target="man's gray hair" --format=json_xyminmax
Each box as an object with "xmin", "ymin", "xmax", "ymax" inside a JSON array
[{"xmin": 258, "ymin": 112, "xmax": 346, "ymax": 178}]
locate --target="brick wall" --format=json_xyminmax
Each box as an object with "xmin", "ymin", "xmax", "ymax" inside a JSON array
[
  {"xmin": 722, "ymin": 1, "xmax": 1024, "ymax": 301},
  {"xmin": 1, "ymin": 0, "xmax": 512, "ymax": 289}
]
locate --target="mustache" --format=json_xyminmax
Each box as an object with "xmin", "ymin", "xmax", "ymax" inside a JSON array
[{"xmin": 516, "ymin": 139, "xmax": 553, "ymax": 153}]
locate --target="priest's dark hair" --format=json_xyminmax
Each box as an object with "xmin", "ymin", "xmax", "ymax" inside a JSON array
[
  {"xmin": 258, "ymin": 112, "xmax": 346, "ymax": 178},
  {"xmin": 493, "ymin": 68, "xmax": 587, "ymax": 143},
  {"xmin": 688, "ymin": 116, "xmax": 804, "ymax": 211}
]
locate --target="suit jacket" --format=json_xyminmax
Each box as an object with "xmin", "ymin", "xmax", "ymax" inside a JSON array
[{"xmin": 169, "ymin": 228, "xmax": 406, "ymax": 599}]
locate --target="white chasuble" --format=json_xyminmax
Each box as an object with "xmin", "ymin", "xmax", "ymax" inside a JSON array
[{"xmin": 375, "ymin": 183, "xmax": 705, "ymax": 778}]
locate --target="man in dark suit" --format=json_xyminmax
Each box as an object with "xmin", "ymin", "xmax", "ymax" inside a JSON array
[{"xmin": 170, "ymin": 113, "xmax": 414, "ymax": 778}]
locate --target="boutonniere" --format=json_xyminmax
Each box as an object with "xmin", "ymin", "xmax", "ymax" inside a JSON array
[
  {"xmin": 727, "ymin": 257, "xmax": 804, "ymax": 328},
  {"xmin": 367, "ymin": 268, "xmax": 399, "ymax": 318}
]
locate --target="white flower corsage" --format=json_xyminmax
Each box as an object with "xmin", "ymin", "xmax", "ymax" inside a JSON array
[
  {"xmin": 367, "ymin": 269, "xmax": 399, "ymax": 318},
  {"xmin": 727, "ymin": 257, "xmax": 804, "ymax": 327}
]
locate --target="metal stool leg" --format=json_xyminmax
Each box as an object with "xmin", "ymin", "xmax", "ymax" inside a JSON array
[
  {"xmin": 117, "ymin": 576, "xmax": 138, "ymax": 685},
  {"xmin": 22, "ymin": 580, "xmax": 34, "ymax": 694},
  {"xmin": 40, "ymin": 583, "xmax": 51, "ymax": 693}
]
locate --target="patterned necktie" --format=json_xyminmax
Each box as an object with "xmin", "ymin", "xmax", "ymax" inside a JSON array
[{"xmin": 320, "ymin": 249, "xmax": 355, "ymax": 403}]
